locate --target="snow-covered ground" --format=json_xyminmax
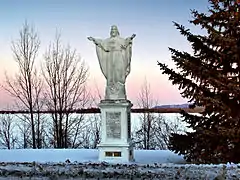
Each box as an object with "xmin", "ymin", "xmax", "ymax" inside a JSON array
[
  {"xmin": 0, "ymin": 149, "xmax": 184, "ymax": 164},
  {"xmin": 0, "ymin": 149, "xmax": 239, "ymax": 179}
]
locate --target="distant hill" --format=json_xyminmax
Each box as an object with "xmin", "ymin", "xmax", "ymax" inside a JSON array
[{"xmin": 153, "ymin": 103, "xmax": 192, "ymax": 109}]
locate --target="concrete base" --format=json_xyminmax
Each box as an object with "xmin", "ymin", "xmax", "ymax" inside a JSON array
[{"xmin": 97, "ymin": 99, "xmax": 134, "ymax": 162}]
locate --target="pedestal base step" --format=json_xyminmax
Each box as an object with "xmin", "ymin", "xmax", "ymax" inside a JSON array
[{"xmin": 98, "ymin": 144, "xmax": 134, "ymax": 162}]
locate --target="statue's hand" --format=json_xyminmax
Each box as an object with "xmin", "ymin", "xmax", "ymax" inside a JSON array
[
  {"xmin": 120, "ymin": 44, "xmax": 127, "ymax": 50},
  {"xmin": 131, "ymin": 34, "xmax": 136, "ymax": 39},
  {"xmin": 87, "ymin": 37, "xmax": 94, "ymax": 41}
]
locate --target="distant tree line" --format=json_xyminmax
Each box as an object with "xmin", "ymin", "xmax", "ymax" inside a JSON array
[{"xmin": 0, "ymin": 107, "xmax": 203, "ymax": 114}]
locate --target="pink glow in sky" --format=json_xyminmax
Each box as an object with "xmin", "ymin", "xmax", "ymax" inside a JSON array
[{"xmin": 0, "ymin": 0, "xmax": 209, "ymax": 109}]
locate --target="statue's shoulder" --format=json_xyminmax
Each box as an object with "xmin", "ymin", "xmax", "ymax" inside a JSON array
[
  {"xmin": 101, "ymin": 38, "xmax": 111, "ymax": 44},
  {"xmin": 105, "ymin": 37, "xmax": 111, "ymax": 41}
]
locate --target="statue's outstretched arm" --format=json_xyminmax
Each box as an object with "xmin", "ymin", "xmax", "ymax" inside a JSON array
[
  {"xmin": 87, "ymin": 37, "xmax": 109, "ymax": 52},
  {"xmin": 121, "ymin": 34, "xmax": 136, "ymax": 50}
]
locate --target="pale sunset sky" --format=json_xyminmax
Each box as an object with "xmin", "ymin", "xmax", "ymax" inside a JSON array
[{"xmin": 0, "ymin": 0, "xmax": 209, "ymax": 109}]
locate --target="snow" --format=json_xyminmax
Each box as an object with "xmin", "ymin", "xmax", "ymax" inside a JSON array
[
  {"xmin": 0, "ymin": 149, "xmax": 239, "ymax": 179},
  {"xmin": 0, "ymin": 149, "xmax": 184, "ymax": 164}
]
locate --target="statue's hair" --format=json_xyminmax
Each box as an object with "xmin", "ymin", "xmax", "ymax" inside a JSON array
[{"xmin": 110, "ymin": 25, "xmax": 120, "ymax": 36}]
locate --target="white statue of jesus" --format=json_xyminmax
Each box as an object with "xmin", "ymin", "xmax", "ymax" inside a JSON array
[{"xmin": 88, "ymin": 25, "xmax": 136, "ymax": 100}]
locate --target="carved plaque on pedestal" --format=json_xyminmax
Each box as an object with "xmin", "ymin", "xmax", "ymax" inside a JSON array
[{"xmin": 106, "ymin": 112, "xmax": 121, "ymax": 139}]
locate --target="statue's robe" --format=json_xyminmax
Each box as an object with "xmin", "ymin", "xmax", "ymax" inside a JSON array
[{"xmin": 95, "ymin": 36, "xmax": 133, "ymax": 100}]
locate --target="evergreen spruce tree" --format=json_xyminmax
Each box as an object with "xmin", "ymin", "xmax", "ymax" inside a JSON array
[{"xmin": 158, "ymin": 0, "xmax": 240, "ymax": 163}]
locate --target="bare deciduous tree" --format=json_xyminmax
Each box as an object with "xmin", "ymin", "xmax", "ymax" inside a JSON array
[
  {"xmin": 2, "ymin": 21, "xmax": 42, "ymax": 149},
  {"xmin": 132, "ymin": 79, "xmax": 185, "ymax": 150},
  {"xmin": 89, "ymin": 114, "xmax": 101, "ymax": 149},
  {"xmin": 0, "ymin": 115, "xmax": 17, "ymax": 149},
  {"xmin": 15, "ymin": 115, "xmax": 31, "ymax": 148},
  {"xmin": 88, "ymin": 83, "xmax": 102, "ymax": 148},
  {"xmin": 133, "ymin": 79, "xmax": 157, "ymax": 149},
  {"xmin": 42, "ymin": 33, "xmax": 89, "ymax": 148},
  {"xmin": 154, "ymin": 115, "xmax": 187, "ymax": 149}
]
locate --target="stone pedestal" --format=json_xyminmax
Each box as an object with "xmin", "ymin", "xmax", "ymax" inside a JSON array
[{"xmin": 98, "ymin": 99, "xmax": 134, "ymax": 162}]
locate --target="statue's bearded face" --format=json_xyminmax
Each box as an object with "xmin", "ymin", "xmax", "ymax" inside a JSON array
[{"xmin": 110, "ymin": 26, "xmax": 119, "ymax": 37}]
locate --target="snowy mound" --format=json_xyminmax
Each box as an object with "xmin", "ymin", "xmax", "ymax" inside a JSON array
[
  {"xmin": 0, "ymin": 149, "xmax": 239, "ymax": 179},
  {"xmin": 0, "ymin": 149, "xmax": 184, "ymax": 164}
]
